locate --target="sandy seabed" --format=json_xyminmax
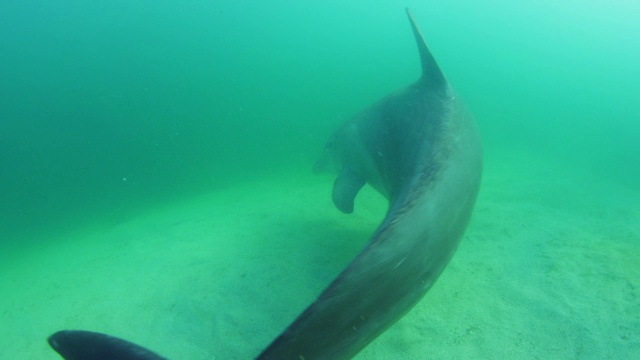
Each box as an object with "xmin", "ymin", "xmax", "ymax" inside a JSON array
[{"xmin": 1, "ymin": 151, "xmax": 638, "ymax": 359}]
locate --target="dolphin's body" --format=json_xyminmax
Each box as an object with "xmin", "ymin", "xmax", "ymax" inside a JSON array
[{"xmin": 48, "ymin": 9, "xmax": 482, "ymax": 360}]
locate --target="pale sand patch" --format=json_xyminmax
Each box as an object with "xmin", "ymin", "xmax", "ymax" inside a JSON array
[
  {"xmin": 0, "ymin": 172, "xmax": 384, "ymax": 359},
  {"xmin": 1, "ymin": 152, "xmax": 638, "ymax": 359},
  {"xmin": 360, "ymin": 151, "xmax": 640, "ymax": 359}
]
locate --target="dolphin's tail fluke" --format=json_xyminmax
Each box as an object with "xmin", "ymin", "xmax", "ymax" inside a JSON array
[{"xmin": 48, "ymin": 330, "xmax": 168, "ymax": 360}]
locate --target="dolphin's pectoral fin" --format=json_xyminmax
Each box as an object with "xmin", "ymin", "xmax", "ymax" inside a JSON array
[
  {"xmin": 48, "ymin": 330, "xmax": 168, "ymax": 360},
  {"xmin": 332, "ymin": 168, "xmax": 366, "ymax": 214}
]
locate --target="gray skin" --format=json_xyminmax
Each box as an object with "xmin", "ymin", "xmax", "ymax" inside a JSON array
[
  {"xmin": 256, "ymin": 8, "xmax": 482, "ymax": 360},
  {"xmin": 47, "ymin": 8, "xmax": 482, "ymax": 360}
]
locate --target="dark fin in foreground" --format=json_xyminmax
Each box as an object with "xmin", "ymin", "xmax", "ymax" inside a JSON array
[
  {"xmin": 332, "ymin": 168, "xmax": 366, "ymax": 214},
  {"xmin": 406, "ymin": 8, "xmax": 446, "ymax": 87},
  {"xmin": 48, "ymin": 330, "xmax": 168, "ymax": 360}
]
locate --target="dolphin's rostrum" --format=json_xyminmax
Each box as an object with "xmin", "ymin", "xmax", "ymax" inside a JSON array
[{"xmin": 48, "ymin": 8, "xmax": 482, "ymax": 360}]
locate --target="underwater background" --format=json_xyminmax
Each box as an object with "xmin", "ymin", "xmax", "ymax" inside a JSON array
[{"xmin": 1, "ymin": 0, "xmax": 638, "ymax": 359}]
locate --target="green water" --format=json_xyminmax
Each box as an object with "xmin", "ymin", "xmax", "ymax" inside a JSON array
[
  {"xmin": 1, "ymin": 0, "xmax": 638, "ymax": 358},
  {"xmin": 1, "ymin": 1, "xmax": 638, "ymax": 241}
]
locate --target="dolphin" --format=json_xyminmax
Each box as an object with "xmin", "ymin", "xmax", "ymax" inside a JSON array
[{"xmin": 48, "ymin": 8, "xmax": 482, "ymax": 360}]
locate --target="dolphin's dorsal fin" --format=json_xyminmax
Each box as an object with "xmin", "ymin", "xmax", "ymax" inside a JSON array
[{"xmin": 406, "ymin": 8, "xmax": 446, "ymax": 88}]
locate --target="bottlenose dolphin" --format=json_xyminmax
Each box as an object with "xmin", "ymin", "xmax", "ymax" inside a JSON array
[{"xmin": 48, "ymin": 8, "xmax": 482, "ymax": 360}]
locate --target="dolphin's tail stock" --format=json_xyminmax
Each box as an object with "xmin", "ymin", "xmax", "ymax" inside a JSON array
[{"xmin": 48, "ymin": 330, "xmax": 167, "ymax": 360}]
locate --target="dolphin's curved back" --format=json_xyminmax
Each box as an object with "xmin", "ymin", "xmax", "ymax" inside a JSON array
[
  {"xmin": 47, "ymin": 8, "xmax": 482, "ymax": 360},
  {"xmin": 257, "ymin": 8, "xmax": 482, "ymax": 360}
]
